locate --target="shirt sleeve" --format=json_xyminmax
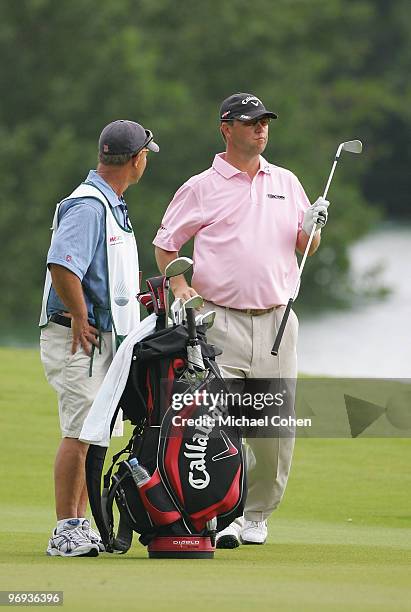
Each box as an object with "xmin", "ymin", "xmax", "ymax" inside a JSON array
[
  {"xmin": 292, "ymin": 175, "xmax": 311, "ymax": 231},
  {"xmin": 152, "ymin": 182, "xmax": 204, "ymax": 251},
  {"xmin": 47, "ymin": 199, "xmax": 103, "ymax": 281}
]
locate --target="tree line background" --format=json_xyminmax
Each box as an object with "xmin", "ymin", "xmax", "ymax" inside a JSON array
[{"xmin": 1, "ymin": 0, "xmax": 410, "ymax": 339}]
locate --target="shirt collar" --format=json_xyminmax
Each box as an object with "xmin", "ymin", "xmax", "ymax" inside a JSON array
[
  {"xmin": 85, "ymin": 169, "xmax": 124, "ymax": 209},
  {"xmin": 212, "ymin": 153, "xmax": 271, "ymax": 178}
]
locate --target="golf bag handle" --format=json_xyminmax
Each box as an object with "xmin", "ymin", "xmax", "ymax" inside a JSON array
[
  {"xmin": 271, "ymin": 298, "xmax": 293, "ymax": 356},
  {"xmin": 186, "ymin": 308, "xmax": 197, "ymax": 341}
]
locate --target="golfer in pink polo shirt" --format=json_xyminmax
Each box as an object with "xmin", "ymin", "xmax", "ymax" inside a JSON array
[{"xmin": 153, "ymin": 92, "xmax": 329, "ymax": 548}]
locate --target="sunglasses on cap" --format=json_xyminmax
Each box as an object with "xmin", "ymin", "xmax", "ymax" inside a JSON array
[{"xmin": 132, "ymin": 130, "xmax": 152, "ymax": 155}]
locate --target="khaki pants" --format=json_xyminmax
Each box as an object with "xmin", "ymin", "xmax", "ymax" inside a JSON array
[
  {"xmin": 40, "ymin": 322, "xmax": 113, "ymax": 438},
  {"xmin": 203, "ymin": 302, "xmax": 298, "ymax": 522}
]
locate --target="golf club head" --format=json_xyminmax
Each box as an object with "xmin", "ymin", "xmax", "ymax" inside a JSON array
[
  {"xmin": 342, "ymin": 140, "xmax": 363, "ymax": 154},
  {"xmin": 184, "ymin": 295, "xmax": 204, "ymax": 310},
  {"xmin": 165, "ymin": 256, "xmax": 193, "ymax": 279},
  {"xmin": 182, "ymin": 295, "xmax": 204, "ymax": 325},
  {"xmin": 170, "ymin": 298, "xmax": 183, "ymax": 325},
  {"xmin": 196, "ymin": 310, "xmax": 216, "ymax": 330}
]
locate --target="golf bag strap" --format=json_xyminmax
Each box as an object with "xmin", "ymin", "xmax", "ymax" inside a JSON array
[
  {"xmin": 112, "ymin": 515, "xmax": 134, "ymax": 553},
  {"xmin": 86, "ymin": 412, "xmax": 140, "ymax": 551},
  {"xmin": 102, "ymin": 432, "xmax": 137, "ymax": 489},
  {"xmin": 100, "ymin": 424, "xmax": 146, "ymax": 552},
  {"xmin": 102, "ymin": 477, "xmax": 134, "ymax": 554},
  {"xmin": 85, "ymin": 444, "xmax": 111, "ymax": 546}
]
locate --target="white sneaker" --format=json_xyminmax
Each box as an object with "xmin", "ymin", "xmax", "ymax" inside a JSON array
[
  {"xmin": 46, "ymin": 519, "xmax": 99, "ymax": 557},
  {"xmin": 81, "ymin": 519, "xmax": 105, "ymax": 552},
  {"xmin": 240, "ymin": 520, "xmax": 268, "ymax": 545},
  {"xmin": 216, "ymin": 518, "xmax": 244, "ymax": 549}
]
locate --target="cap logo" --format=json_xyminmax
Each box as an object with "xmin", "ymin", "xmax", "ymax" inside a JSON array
[
  {"xmin": 241, "ymin": 95, "xmax": 261, "ymax": 106},
  {"xmin": 239, "ymin": 115, "xmax": 251, "ymax": 120},
  {"xmin": 221, "ymin": 111, "xmax": 231, "ymax": 118},
  {"xmin": 103, "ymin": 144, "xmax": 109, "ymax": 153}
]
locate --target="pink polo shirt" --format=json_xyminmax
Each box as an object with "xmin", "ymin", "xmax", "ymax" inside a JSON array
[{"xmin": 153, "ymin": 153, "xmax": 311, "ymax": 308}]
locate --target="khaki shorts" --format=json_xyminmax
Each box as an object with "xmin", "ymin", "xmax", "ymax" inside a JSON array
[{"xmin": 40, "ymin": 322, "xmax": 113, "ymax": 438}]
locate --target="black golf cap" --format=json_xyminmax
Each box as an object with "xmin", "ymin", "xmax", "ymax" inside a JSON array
[
  {"xmin": 99, "ymin": 119, "xmax": 159, "ymax": 156},
  {"xmin": 220, "ymin": 93, "xmax": 278, "ymax": 122}
]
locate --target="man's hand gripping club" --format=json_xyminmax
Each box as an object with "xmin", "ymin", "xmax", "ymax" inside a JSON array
[{"xmin": 302, "ymin": 196, "xmax": 330, "ymax": 236}]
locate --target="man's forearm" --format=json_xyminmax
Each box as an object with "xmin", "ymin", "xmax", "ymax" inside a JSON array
[
  {"xmin": 155, "ymin": 246, "xmax": 189, "ymax": 292},
  {"xmin": 49, "ymin": 264, "xmax": 99, "ymax": 355},
  {"xmin": 49, "ymin": 264, "xmax": 88, "ymax": 320},
  {"xmin": 154, "ymin": 246, "xmax": 179, "ymax": 275},
  {"xmin": 296, "ymin": 230, "xmax": 321, "ymax": 255}
]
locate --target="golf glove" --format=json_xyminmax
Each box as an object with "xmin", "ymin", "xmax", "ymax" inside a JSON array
[{"xmin": 302, "ymin": 197, "xmax": 329, "ymax": 235}]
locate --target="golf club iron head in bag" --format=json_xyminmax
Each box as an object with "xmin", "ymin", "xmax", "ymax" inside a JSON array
[
  {"xmin": 184, "ymin": 297, "xmax": 207, "ymax": 381},
  {"xmin": 271, "ymin": 139, "xmax": 363, "ymax": 356},
  {"xmin": 195, "ymin": 310, "xmax": 216, "ymax": 330},
  {"xmin": 165, "ymin": 256, "xmax": 193, "ymax": 278},
  {"xmin": 170, "ymin": 298, "xmax": 184, "ymax": 325},
  {"xmin": 182, "ymin": 295, "xmax": 204, "ymax": 325},
  {"xmin": 164, "ymin": 257, "xmax": 193, "ymax": 328}
]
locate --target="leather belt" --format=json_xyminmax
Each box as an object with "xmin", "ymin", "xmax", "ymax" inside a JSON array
[
  {"xmin": 215, "ymin": 305, "xmax": 279, "ymax": 316},
  {"xmin": 49, "ymin": 313, "xmax": 72, "ymax": 328}
]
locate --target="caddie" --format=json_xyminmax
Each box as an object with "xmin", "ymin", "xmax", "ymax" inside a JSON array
[{"xmin": 39, "ymin": 120, "xmax": 159, "ymax": 557}]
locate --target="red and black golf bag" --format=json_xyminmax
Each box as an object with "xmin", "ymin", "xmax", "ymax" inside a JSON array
[{"xmin": 86, "ymin": 317, "xmax": 246, "ymax": 558}]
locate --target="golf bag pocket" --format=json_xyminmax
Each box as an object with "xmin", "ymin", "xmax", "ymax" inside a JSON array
[
  {"xmin": 137, "ymin": 469, "xmax": 182, "ymax": 527},
  {"xmin": 112, "ymin": 461, "xmax": 182, "ymax": 534},
  {"xmin": 111, "ymin": 462, "xmax": 152, "ymax": 534}
]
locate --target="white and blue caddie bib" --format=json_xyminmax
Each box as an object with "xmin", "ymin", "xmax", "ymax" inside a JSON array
[{"xmin": 39, "ymin": 183, "xmax": 140, "ymax": 352}]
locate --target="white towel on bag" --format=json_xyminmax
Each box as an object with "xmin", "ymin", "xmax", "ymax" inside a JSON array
[{"xmin": 79, "ymin": 314, "xmax": 157, "ymax": 447}]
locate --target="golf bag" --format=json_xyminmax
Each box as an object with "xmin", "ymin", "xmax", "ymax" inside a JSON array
[{"xmin": 86, "ymin": 319, "xmax": 247, "ymax": 558}]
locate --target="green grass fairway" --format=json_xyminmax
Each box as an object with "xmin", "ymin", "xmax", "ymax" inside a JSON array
[{"xmin": 1, "ymin": 347, "xmax": 410, "ymax": 611}]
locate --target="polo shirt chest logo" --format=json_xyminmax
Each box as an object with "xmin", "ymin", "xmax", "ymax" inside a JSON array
[{"xmin": 267, "ymin": 193, "xmax": 285, "ymax": 200}]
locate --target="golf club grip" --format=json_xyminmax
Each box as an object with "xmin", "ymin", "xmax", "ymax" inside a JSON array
[
  {"xmin": 185, "ymin": 308, "xmax": 197, "ymax": 341},
  {"xmin": 271, "ymin": 299, "xmax": 293, "ymax": 356}
]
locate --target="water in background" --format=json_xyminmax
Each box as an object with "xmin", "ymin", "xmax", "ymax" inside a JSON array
[{"xmin": 298, "ymin": 225, "xmax": 411, "ymax": 377}]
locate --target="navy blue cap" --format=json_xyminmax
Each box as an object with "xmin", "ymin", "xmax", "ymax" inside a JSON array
[{"xmin": 99, "ymin": 120, "xmax": 159, "ymax": 156}]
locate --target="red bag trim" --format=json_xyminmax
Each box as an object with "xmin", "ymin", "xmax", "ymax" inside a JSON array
[
  {"xmin": 138, "ymin": 469, "xmax": 182, "ymax": 526},
  {"xmin": 163, "ymin": 399, "xmax": 199, "ymax": 505},
  {"xmin": 189, "ymin": 466, "xmax": 241, "ymax": 532}
]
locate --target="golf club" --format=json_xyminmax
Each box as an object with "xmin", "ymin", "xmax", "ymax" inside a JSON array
[
  {"xmin": 164, "ymin": 257, "xmax": 193, "ymax": 328},
  {"xmin": 185, "ymin": 298, "xmax": 207, "ymax": 381},
  {"xmin": 271, "ymin": 140, "xmax": 363, "ymax": 356},
  {"xmin": 195, "ymin": 310, "xmax": 216, "ymax": 330},
  {"xmin": 182, "ymin": 295, "xmax": 204, "ymax": 325},
  {"xmin": 170, "ymin": 297, "xmax": 183, "ymax": 325}
]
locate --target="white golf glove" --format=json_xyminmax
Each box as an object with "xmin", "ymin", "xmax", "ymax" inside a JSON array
[{"xmin": 302, "ymin": 197, "xmax": 330, "ymax": 235}]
